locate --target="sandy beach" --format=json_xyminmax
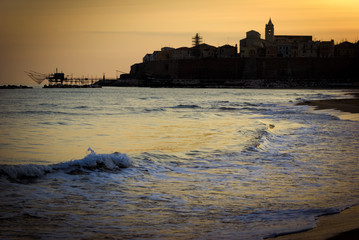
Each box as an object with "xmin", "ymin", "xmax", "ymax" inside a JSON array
[
  {"xmin": 297, "ymin": 93, "xmax": 359, "ymax": 114},
  {"xmin": 267, "ymin": 205, "xmax": 359, "ymax": 240}
]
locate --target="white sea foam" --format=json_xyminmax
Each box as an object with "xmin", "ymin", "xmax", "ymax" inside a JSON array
[
  {"xmin": 0, "ymin": 164, "xmax": 52, "ymax": 180},
  {"xmin": 0, "ymin": 148, "xmax": 132, "ymax": 181},
  {"xmin": 53, "ymin": 148, "xmax": 133, "ymax": 171}
]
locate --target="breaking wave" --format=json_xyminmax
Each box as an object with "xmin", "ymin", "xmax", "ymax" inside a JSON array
[
  {"xmin": 245, "ymin": 124, "xmax": 276, "ymax": 152},
  {"xmin": 0, "ymin": 148, "xmax": 132, "ymax": 182}
]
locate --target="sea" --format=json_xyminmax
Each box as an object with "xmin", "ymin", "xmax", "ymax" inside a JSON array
[{"xmin": 0, "ymin": 87, "xmax": 359, "ymax": 240}]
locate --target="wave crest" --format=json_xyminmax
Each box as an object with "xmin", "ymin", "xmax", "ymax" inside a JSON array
[
  {"xmin": 245, "ymin": 124, "xmax": 275, "ymax": 152},
  {"xmin": 53, "ymin": 149, "xmax": 133, "ymax": 171},
  {"xmin": 0, "ymin": 149, "xmax": 133, "ymax": 182}
]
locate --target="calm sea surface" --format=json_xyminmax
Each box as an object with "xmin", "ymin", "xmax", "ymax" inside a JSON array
[{"xmin": 1, "ymin": 88, "xmax": 359, "ymax": 239}]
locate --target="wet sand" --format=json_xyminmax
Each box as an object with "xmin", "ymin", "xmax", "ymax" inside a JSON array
[
  {"xmin": 297, "ymin": 93, "xmax": 359, "ymax": 114},
  {"xmin": 267, "ymin": 205, "xmax": 359, "ymax": 240}
]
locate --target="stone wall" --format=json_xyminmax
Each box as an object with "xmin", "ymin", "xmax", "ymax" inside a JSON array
[{"xmin": 129, "ymin": 57, "xmax": 359, "ymax": 88}]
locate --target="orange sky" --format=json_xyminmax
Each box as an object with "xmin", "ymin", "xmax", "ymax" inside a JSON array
[{"xmin": 1, "ymin": 0, "xmax": 358, "ymax": 85}]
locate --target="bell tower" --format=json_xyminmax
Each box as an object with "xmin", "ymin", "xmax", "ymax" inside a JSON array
[{"xmin": 265, "ymin": 18, "xmax": 274, "ymax": 42}]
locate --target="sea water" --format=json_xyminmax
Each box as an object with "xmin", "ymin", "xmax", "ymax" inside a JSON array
[{"xmin": 0, "ymin": 87, "xmax": 359, "ymax": 239}]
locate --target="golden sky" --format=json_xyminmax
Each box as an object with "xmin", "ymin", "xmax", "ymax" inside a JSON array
[{"xmin": 1, "ymin": 0, "xmax": 358, "ymax": 85}]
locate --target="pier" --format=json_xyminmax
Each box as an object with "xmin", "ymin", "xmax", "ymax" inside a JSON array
[{"xmin": 25, "ymin": 69, "xmax": 113, "ymax": 88}]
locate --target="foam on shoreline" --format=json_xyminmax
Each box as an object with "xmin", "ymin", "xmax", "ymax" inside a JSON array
[
  {"xmin": 266, "ymin": 93, "xmax": 359, "ymax": 239},
  {"xmin": 266, "ymin": 204, "xmax": 359, "ymax": 240}
]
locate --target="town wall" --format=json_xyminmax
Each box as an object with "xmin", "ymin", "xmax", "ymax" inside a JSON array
[{"xmin": 129, "ymin": 57, "xmax": 359, "ymax": 87}]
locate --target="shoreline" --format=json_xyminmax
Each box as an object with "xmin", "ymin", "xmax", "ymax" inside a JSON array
[
  {"xmin": 266, "ymin": 204, "xmax": 359, "ymax": 240},
  {"xmin": 297, "ymin": 93, "xmax": 359, "ymax": 114},
  {"xmin": 268, "ymin": 92, "xmax": 359, "ymax": 239}
]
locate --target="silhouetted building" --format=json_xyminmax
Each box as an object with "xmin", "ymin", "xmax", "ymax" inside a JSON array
[
  {"xmin": 265, "ymin": 18, "xmax": 274, "ymax": 42},
  {"xmin": 240, "ymin": 19, "xmax": 336, "ymax": 58},
  {"xmin": 143, "ymin": 53, "xmax": 152, "ymax": 62},
  {"xmin": 196, "ymin": 43, "xmax": 217, "ymax": 58},
  {"xmin": 172, "ymin": 47, "xmax": 192, "ymax": 60},
  {"xmin": 142, "ymin": 34, "xmax": 237, "ymax": 61},
  {"xmin": 143, "ymin": 20, "xmax": 354, "ymax": 62},
  {"xmin": 275, "ymin": 36, "xmax": 316, "ymax": 57},
  {"xmin": 217, "ymin": 44, "xmax": 238, "ymax": 58},
  {"xmin": 240, "ymin": 30, "xmax": 265, "ymax": 57},
  {"xmin": 143, "ymin": 47, "xmax": 175, "ymax": 62},
  {"xmin": 318, "ymin": 40, "xmax": 335, "ymax": 57},
  {"xmin": 335, "ymin": 41, "xmax": 357, "ymax": 57}
]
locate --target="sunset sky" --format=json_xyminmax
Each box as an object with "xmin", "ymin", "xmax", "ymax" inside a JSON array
[{"xmin": 1, "ymin": 0, "xmax": 358, "ymax": 85}]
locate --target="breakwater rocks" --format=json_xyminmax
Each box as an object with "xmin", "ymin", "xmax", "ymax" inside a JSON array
[
  {"xmin": 43, "ymin": 84, "xmax": 101, "ymax": 88},
  {"xmin": 126, "ymin": 57, "xmax": 359, "ymax": 88},
  {"xmin": 0, "ymin": 85, "xmax": 33, "ymax": 89}
]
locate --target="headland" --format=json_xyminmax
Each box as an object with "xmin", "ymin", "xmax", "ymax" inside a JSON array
[{"xmin": 121, "ymin": 19, "xmax": 359, "ymax": 88}]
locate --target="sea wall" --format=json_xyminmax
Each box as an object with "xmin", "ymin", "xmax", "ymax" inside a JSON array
[{"xmin": 128, "ymin": 57, "xmax": 359, "ymax": 88}]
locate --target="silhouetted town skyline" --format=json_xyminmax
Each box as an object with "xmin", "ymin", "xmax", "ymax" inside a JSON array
[{"xmin": 142, "ymin": 19, "xmax": 359, "ymax": 62}]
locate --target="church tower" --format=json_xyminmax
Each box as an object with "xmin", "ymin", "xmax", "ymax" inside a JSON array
[{"xmin": 265, "ymin": 18, "xmax": 274, "ymax": 42}]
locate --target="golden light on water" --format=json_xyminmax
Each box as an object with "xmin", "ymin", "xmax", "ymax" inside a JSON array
[{"xmin": 0, "ymin": 114, "xmax": 257, "ymax": 163}]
